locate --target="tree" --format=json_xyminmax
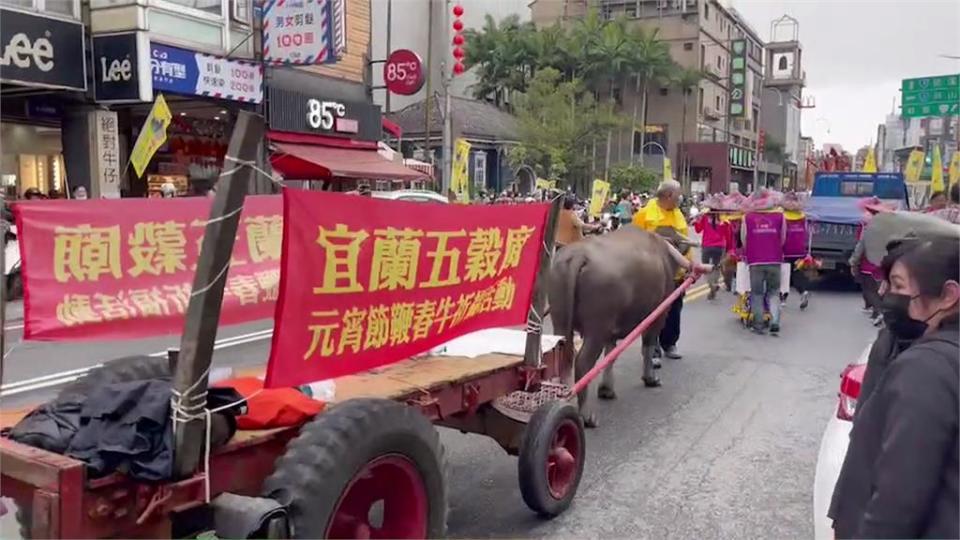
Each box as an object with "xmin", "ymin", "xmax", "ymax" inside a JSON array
[
  {"xmin": 508, "ymin": 68, "xmax": 622, "ymax": 192},
  {"xmin": 608, "ymin": 164, "xmax": 660, "ymax": 193},
  {"xmin": 463, "ymin": 15, "xmax": 539, "ymax": 108},
  {"xmin": 629, "ymin": 26, "xmax": 673, "ymax": 167},
  {"xmin": 670, "ymin": 67, "xmax": 705, "ymax": 188}
]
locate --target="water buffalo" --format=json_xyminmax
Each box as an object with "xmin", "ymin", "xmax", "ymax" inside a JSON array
[{"xmin": 548, "ymin": 226, "xmax": 690, "ymax": 427}]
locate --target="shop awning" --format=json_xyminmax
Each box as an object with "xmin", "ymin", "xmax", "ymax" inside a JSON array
[{"xmin": 270, "ymin": 141, "xmax": 430, "ymax": 182}]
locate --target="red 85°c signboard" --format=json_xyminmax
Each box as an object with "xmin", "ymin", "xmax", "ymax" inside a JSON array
[{"xmin": 384, "ymin": 49, "xmax": 425, "ymax": 96}]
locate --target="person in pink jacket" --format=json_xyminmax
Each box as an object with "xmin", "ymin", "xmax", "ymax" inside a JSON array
[{"xmin": 694, "ymin": 202, "xmax": 732, "ymax": 300}]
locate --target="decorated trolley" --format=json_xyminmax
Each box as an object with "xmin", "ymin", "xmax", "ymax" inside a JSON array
[{"xmin": 0, "ymin": 112, "xmax": 699, "ymax": 539}]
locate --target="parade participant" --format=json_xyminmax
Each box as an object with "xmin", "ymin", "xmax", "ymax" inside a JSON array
[
  {"xmin": 633, "ymin": 179, "xmax": 690, "ymax": 359},
  {"xmin": 555, "ymin": 196, "xmax": 600, "ymax": 249},
  {"xmin": 925, "ymin": 190, "xmax": 948, "ymax": 212},
  {"xmin": 849, "ymin": 199, "xmax": 891, "ymax": 325},
  {"xmin": 929, "ymin": 182, "xmax": 960, "ymax": 224},
  {"xmin": 72, "ymin": 186, "xmax": 88, "ymax": 200},
  {"xmin": 23, "ymin": 188, "xmax": 44, "ymax": 200},
  {"xmin": 829, "ymin": 235, "xmax": 959, "ymax": 539},
  {"xmin": 740, "ymin": 191, "xmax": 786, "ymax": 335},
  {"xmin": 781, "ymin": 192, "xmax": 811, "ymax": 310},
  {"xmin": 693, "ymin": 195, "xmax": 731, "ymax": 300}
]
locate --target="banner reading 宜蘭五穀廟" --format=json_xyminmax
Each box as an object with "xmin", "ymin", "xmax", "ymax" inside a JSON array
[
  {"xmin": 264, "ymin": 189, "xmax": 550, "ymax": 388},
  {"xmin": 14, "ymin": 196, "xmax": 282, "ymax": 341}
]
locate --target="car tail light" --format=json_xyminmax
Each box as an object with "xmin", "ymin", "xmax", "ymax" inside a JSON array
[{"xmin": 837, "ymin": 363, "xmax": 867, "ymax": 421}]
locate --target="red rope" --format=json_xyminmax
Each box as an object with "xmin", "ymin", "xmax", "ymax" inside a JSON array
[{"xmin": 567, "ymin": 273, "xmax": 701, "ymax": 397}]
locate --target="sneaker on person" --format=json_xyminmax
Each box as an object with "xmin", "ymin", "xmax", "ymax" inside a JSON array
[
  {"xmin": 664, "ymin": 346, "xmax": 682, "ymax": 359},
  {"xmin": 769, "ymin": 324, "xmax": 780, "ymax": 336},
  {"xmin": 799, "ymin": 292, "xmax": 810, "ymax": 310}
]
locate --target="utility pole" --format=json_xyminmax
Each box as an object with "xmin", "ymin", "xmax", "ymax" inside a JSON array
[
  {"xmin": 423, "ymin": 1, "xmax": 434, "ymax": 177},
  {"xmin": 441, "ymin": 0, "xmax": 452, "ymax": 195},
  {"xmin": 384, "ymin": 0, "xmax": 392, "ymax": 114}
]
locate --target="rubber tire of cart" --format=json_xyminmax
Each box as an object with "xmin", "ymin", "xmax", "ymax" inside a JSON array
[
  {"xmin": 518, "ymin": 400, "xmax": 586, "ymax": 518},
  {"xmin": 261, "ymin": 398, "xmax": 448, "ymax": 539},
  {"xmin": 58, "ymin": 355, "xmax": 171, "ymax": 398}
]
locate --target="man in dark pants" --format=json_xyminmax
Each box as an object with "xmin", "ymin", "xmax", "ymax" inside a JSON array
[{"xmin": 632, "ymin": 180, "xmax": 690, "ymax": 361}]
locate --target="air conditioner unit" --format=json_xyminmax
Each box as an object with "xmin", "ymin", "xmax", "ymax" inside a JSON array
[{"xmin": 704, "ymin": 63, "xmax": 722, "ymax": 78}]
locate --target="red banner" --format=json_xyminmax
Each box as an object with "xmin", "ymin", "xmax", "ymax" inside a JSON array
[
  {"xmin": 264, "ymin": 190, "xmax": 549, "ymax": 388},
  {"xmin": 15, "ymin": 196, "xmax": 282, "ymax": 341}
]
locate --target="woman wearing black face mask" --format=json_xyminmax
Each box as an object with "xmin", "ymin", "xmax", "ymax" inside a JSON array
[{"xmin": 829, "ymin": 235, "xmax": 959, "ymax": 539}]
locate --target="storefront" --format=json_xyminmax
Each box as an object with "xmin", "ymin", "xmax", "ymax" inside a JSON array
[
  {"xmin": 266, "ymin": 86, "xmax": 427, "ymax": 190},
  {"xmin": 92, "ymin": 35, "xmax": 263, "ymax": 196},
  {"xmin": 0, "ymin": 7, "xmax": 87, "ymax": 198}
]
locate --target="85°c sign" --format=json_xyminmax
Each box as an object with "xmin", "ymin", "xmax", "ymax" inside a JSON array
[{"xmin": 384, "ymin": 49, "xmax": 424, "ymax": 96}]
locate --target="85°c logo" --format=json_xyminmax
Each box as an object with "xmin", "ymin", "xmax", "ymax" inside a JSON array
[{"xmin": 306, "ymin": 99, "xmax": 346, "ymax": 131}]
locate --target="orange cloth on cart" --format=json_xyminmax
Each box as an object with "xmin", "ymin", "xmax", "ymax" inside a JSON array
[{"xmin": 215, "ymin": 377, "xmax": 325, "ymax": 430}]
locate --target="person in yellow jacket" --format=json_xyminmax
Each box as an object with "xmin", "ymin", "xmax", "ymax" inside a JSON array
[{"xmin": 633, "ymin": 180, "xmax": 691, "ymax": 361}]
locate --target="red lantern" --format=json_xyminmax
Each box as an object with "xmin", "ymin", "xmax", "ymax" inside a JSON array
[
  {"xmin": 453, "ymin": 19, "xmax": 464, "ymax": 31},
  {"xmin": 453, "ymin": 62, "xmax": 465, "ymax": 75},
  {"xmin": 451, "ymin": 4, "xmax": 465, "ymax": 76},
  {"xmin": 452, "ymin": 4, "xmax": 463, "ymax": 16},
  {"xmin": 453, "ymin": 47, "xmax": 464, "ymax": 59},
  {"xmin": 453, "ymin": 33, "xmax": 465, "ymax": 46}
]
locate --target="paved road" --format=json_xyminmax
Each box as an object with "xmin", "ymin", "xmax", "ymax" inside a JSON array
[{"xmin": 0, "ymin": 286, "xmax": 876, "ymax": 538}]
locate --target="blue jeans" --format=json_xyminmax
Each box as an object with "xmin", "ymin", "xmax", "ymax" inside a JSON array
[{"xmin": 749, "ymin": 264, "xmax": 781, "ymax": 328}]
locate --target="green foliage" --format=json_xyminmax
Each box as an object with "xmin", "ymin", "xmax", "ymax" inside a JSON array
[
  {"xmin": 507, "ymin": 68, "xmax": 623, "ymax": 189},
  {"xmin": 764, "ymin": 137, "xmax": 785, "ymax": 162},
  {"xmin": 608, "ymin": 164, "xmax": 661, "ymax": 193}
]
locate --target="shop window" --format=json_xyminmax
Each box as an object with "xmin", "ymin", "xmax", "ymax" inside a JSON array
[
  {"xmin": 2, "ymin": 0, "xmax": 79, "ymax": 18},
  {"xmin": 684, "ymin": 42, "xmax": 694, "ymax": 51},
  {"xmin": 231, "ymin": 0, "xmax": 250, "ymax": 24},
  {"xmin": 161, "ymin": 0, "xmax": 222, "ymax": 17},
  {"xmin": 473, "ymin": 151, "xmax": 487, "ymax": 189},
  {"xmin": 715, "ymin": 95, "xmax": 721, "ymax": 110}
]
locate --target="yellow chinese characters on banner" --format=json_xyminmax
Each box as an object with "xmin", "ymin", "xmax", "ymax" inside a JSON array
[
  {"xmin": 904, "ymin": 149, "xmax": 925, "ymax": 183},
  {"xmin": 130, "ymin": 94, "xmax": 172, "ymax": 178},
  {"xmin": 16, "ymin": 196, "xmax": 286, "ymax": 341},
  {"xmin": 451, "ymin": 138, "xmax": 471, "ymax": 203},
  {"xmin": 663, "ymin": 157, "xmax": 673, "ymax": 181},
  {"xmin": 931, "ymin": 145, "xmax": 945, "ymax": 193},
  {"xmin": 589, "ymin": 179, "xmax": 610, "ymax": 218},
  {"xmin": 264, "ymin": 189, "xmax": 550, "ymax": 388}
]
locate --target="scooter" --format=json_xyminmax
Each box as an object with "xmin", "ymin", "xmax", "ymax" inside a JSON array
[{"xmin": 5, "ymin": 224, "xmax": 22, "ymax": 300}]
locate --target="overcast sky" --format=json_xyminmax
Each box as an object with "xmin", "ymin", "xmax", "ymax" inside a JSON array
[{"xmin": 730, "ymin": 0, "xmax": 960, "ymax": 151}]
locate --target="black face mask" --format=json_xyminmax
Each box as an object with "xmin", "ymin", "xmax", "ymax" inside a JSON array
[{"xmin": 880, "ymin": 293, "xmax": 929, "ymax": 340}]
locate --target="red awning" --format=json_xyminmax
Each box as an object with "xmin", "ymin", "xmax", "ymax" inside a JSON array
[{"xmin": 271, "ymin": 142, "xmax": 429, "ymax": 181}]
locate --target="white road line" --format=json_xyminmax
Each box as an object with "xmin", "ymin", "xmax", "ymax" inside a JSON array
[
  {"xmin": 4, "ymin": 323, "xmax": 24, "ymax": 331},
  {"xmin": 0, "ymin": 328, "xmax": 274, "ymax": 398}
]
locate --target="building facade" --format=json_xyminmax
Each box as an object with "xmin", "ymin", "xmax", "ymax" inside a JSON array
[
  {"xmin": 530, "ymin": 0, "xmax": 765, "ymax": 194},
  {"xmin": 757, "ymin": 15, "xmax": 805, "ymax": 190}
]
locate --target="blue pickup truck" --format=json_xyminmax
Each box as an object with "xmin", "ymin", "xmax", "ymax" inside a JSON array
[{"xmin": 806, "ymin": 172, "xmax": 910, "ymax": 273}]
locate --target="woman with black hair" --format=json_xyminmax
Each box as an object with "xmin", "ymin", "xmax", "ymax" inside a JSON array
[{"xmin": 829, "ymin": 234, "xmax": 959, "ymax": 539}]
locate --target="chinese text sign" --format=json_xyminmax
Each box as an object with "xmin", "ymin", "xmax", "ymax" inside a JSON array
[
  {"xmin": 264, "ymin": 189, "xmax": 550, "ymax": 388},
  {"xmin": 14, "ymin": 196, "xmax": 282, "ymax": 341}
]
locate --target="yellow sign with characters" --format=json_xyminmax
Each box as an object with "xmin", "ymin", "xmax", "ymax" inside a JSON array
[
  {"xmin": 904, "ymin": 149, "xmax": 925, "ymax": 183},
  {"xmin": 949, "ymin": 151, "xmax": 960, "ymax": 188},
  {"xmin": 452, "ymin": 138, "xmax": 472, "ymax": 203},
  {"xmin": 588, "ymin": 179, "xmax": 610, "ymax": 218},
  {"xmin": 663, "ymin": 157, "xmax": 673, "ymax": 181},
  {"xmin": 130, "ymin": 94, "xmax": 172, "ymax": 178}
]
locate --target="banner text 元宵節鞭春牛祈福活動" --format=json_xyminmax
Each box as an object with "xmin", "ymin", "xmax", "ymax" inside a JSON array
[
  {"xmin": 264, "ymin": 190, "xmax": 550, "ymax": 388},
  {"xmin": 14, "ymin": 195, "xmax": 282, "ymax": 341}
]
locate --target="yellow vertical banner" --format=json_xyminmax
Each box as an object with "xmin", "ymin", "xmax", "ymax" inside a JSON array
[
  {"xmin": 949, "ymin": 151, "xmax": 960, "ymax": 188},
  {"xmin": 862, "ymin": 147, "xmax": 877, "ymax": 173},
  {"xmin": 663, "ymin": 157, "xmax": 673, "ymax": 181},
  {"xmin": 904, "ymin": 149, "xmax": 925, "ymax": 183},
  {"xmin": 535, "ymin": 178, "xmax": 556, "ymax": 190},
  {"xmin": 931, "ymin": 145, "xmax": 945, "ymax": 193},
  {"xmin": 451, "ymin": 138, "xmax": 471, "ymax": 203},
  {"xmin": 588, "ymin": 179, "xmax": 610, "ymax": 218},
  {"xmin": 129, "ymin": 94, "xmax": 172, "ymax": 178}
]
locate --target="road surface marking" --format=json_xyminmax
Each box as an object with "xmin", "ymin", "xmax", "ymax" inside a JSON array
[
  {"xmin": 0, "ymin": 328, "xmax": 274, "ymax": 397},
  {"xmin": 4, "ymin": 322, "xmax": 24, "ymax": 331}
]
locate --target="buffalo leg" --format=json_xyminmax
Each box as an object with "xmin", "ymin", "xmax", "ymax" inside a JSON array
[
  {"xmin": 598, "ymin": 343, "xmax": 617, "ymax": 400},
  {"xmin": 575, "ymin": 336, "xmax": 605, "ymax": 428},
  {"xmin": 642, "ymin": 333, "xmax": 661, "ymax": 387}
]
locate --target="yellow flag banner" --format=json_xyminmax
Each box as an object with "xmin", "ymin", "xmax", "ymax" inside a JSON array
[
  {"xmin": 535, "ymin": 178, "xmax": 556, "ymax": 190},
  {"xmin": 949, "ymin": 151, "xmax": 960, "ymax": 188},
  {"xmin": 931, "ymin": 145, "xmax": 945, "ymax": 193},
  {"xmin": 588, "ymin": 179, "xmax": 610, "ymax": 218},
  {"xmin": 904, "ymin": 149, "xmax": 925, "ymax": 183},
  {"xmin": 663, "ymin": 157, "xmax": 673, "ymax": 181},
  {"xmin": 129, "ymin": 94, "xmax": 172, "ymax": 178},
  {"xmin": 862, "ymin": 147, "xmax": 877, "ymax": 173},
  {"xmin": 451, "ymin": 138, "xmax": 471, "ymax": 203}
]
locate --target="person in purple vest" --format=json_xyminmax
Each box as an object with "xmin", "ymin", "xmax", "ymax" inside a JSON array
[
  {"xmin": 741, "ymin": 195, "xmax": 787, "ymax": 335},
  {"xmin": 781, "ymin": 192, "xmax": 811, "ymax": 310}
]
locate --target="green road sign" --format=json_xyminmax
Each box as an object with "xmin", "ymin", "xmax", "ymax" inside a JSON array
[{"xmin": 901, "ymin": 74, "xmax": 960, "ymax": 118}]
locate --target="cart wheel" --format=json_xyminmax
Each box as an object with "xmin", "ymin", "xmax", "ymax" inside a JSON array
[
  {"xmin": 59, "ymin": 355, "xmax": 170, "ymax": 398},
  {"xmin": 518, "ymin": 400, "xmax": 585, "ymax": 517},
  {"xmin": 262, "ymin": 398, "xmax": 447, "ymax": 539}
]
